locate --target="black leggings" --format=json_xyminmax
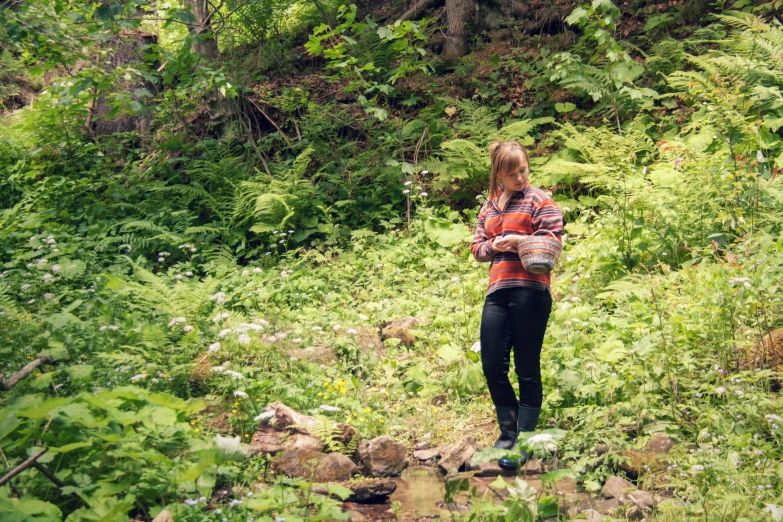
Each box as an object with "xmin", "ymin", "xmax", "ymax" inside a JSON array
[{"xmin": 480, "ymin": 286, "xmax": 552, "ymax": 409}]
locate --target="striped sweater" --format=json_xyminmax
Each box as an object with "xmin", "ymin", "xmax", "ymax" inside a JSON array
[{"xmin": 471, "ymin": 186, "xmax": 564, "ymax": 295}]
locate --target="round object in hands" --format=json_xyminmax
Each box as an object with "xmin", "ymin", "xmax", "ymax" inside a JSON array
[{"xmin": 517, "ymin": 230, "xmax": 562, "ymax": 274}]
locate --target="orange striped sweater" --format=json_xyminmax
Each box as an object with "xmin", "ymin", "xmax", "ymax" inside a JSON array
[{"xmin": 471, "ymin": 186, "xmax": 564, "ymax": 295}]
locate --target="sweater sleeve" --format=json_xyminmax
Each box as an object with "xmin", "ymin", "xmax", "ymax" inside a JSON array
[
  {"xmin": 471, "ymin": 202, "xmax": 496, "ymax": 262},
  {"xmin": 531, "ymin": 196, "xmax": 564, "ymax": 240}
]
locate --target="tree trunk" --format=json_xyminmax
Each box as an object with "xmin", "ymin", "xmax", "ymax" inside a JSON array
[
  {"xmin": 92, "ymin": 30, "xmax": 158, "ymax": 138},
  {"xmin": 184, "ymin": 0, "xmax": 220, "ymax": 60},
  {"xmin": 443, "ymin": 0, "xmax": 474, "ymax": 62}
]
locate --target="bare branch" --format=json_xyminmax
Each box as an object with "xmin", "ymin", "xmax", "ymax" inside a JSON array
[
  {"xmin": 0, "ymin": 449, "xmax": 48, "ymax": 487},
  {"xmin": 0, "ymin": 356, "xmax": 50, "ymax": 392}
]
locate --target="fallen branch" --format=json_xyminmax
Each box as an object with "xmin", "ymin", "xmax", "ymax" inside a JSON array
[
  {"xmin": 247, "ymin": 98, "xmax": 290, "ymax": 143},
  {"xmin": 0, "ymin": 449, "xmax": 48, "ymax": 487},
  {"xmin": 396, "ymin": 0, "xmax": 443, "ymax": 22},
  {"xmin": 0, "ymin": 356, "xmax": 50, "ymax": 392}
]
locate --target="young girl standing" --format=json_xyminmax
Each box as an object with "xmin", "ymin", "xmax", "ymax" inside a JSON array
[{"xmin": 470, "ymin": 141, "xmax": 564, "ymax": 469}]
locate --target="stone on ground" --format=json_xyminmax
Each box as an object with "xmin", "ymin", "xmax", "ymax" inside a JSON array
[
  {"xmin": 438, "ymin": 436, "xmax": 478, "ymax": 474},
  {"xmin": 601, "ymin": 476, "xmax": 636, "ymax": 499},
  {"xmin": 357, "ymin": 435, "xmax": 408, "ymax": 477},
  {"xmin": 380, "ymin": 317, "xmax": 426, "ymax": 346},
  {"xmin": 413, "ymin": 444, "xmax": 452, "ymax": 462},
  {"xmin": 272, "ymin": 449, "xmax": 358, "ymax": 481}
]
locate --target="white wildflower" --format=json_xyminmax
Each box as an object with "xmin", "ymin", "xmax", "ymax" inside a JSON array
[
  {"xmin": 242, "ymin": 269, "xmax": 250, "ymax": 277},
  {"xmin": 255, "ymin": 318, "xmax": 269, "ymax": 325},
  {"xmin": 293, "ymin": 338, "xmax": 302, "ymax": 344},
  {"xmin": 211, "ymin": 291, "xmax": 227, "ymax": 304},
  {"xmin": 21, "ymin": 284, "xmax": 30, "ymax": 291},
  {"xmin": 37, "ymin": 258, "xmax": 48, "ymax": 267},
  {"xmin": 280, "ymin": 270, "xmax": 289, "ymax": 278},
  {"xmin": 213, "ymin": 312, "xmax": 230, "ymax": 322},
  {"xmin": 168, "ymin": 317, "xmax": 186, "ymax": 327},
  {"xmin": 175, "ymin": 274, "xmax": 183, "ymax": 280},
  {"xmin": 237, "ymin": 334, "xmax": 251, "ymax": 345},
  {"xmin": 100, "ymin": 325, "xmax": 108, "ymax": 331},
  {"xmin": 402, "ymin": 189, "xmax": 411, "ymax": 194},
  {"xmin": 219, "ymin": 328, "xmax": 232, "ymax": 338},
  {"xmin": 131, "ymin": 374, "xmax": 147, "ymax": 382},
  {"xmin": 42, "ymin": 273, "xmax": 53, "ymax": 282},
  {"xmin": 420, "ymin": 192, "xmax": 428, "ymax": 197},
  {"xmin": 404, "ymin": 180, "xmax": 413, "ymax": 186},
  {"xmin": 51, "ymin": 264, "xmax": 60, "ymax": 273},
  {"xmin": 108, "ymin": 325, "xmax": 119, "ymax": 331},
  {"xmin": 208, "ymin": 342, "xmax": 221, "ymax": 353},
  {"xmin": 319, "ymin": 404, "xmax": 341, "ymax": 412},
  {"xmin": 526, "ymin": 433, "xmax": 555, "ymax": 445},
  {"xmin": 347, "ymin": 328, "xmax": 358, "ymax": 335},
  {"xmin": 277, "ymin": 332, "xmax": 287, "ymax": 339},
  {"xmin": 27, "ymin": 299, "xmax": 35, "ymax": 304},
  {"xmin": 225, "ymin": 370, "xmax": 244, "ymax": 379},
  {"xmin": 183, "ymin": 325, "xmax": 194, "ymax": 333},
  {"xmin": 253, "ymin": 267, "xmax": 263, "ymax": 273},
  {"xmin": 312, "ymin": 326, "xmax": 323, "ymax": 332},
  {"xmin": 158, "ymin": 257, "xmax": 164, "ymax": 262},
  {"xmin": 234, "ymin": 390, "xmax": 249, "ymax": 398},
  {"xmin": 228, "ymin": 499, "xmax": 243, "ymax": 507},
  {"xmin": 729, "ymin": 277, "xmax": 751, "ymax": 285},
  {"xmin": 254, "ymin": 411, "xmax": 275, "ymax": 422},
  {"xmin": 691, "ymin": 464, "xmax": 705, "ymax": 472},
  {"xmin": 451, "ymin": 276, "xmax": 459, "ymax": 282},
  {"xmin": 333, "ymin": 324, "xmax": 341, "ymax": 331},
  {"xmin": 716, "ymin": 387, "xmax": 726, "ymax": 395},
  {"xmin": 184, "ymin": 499, "xmax": 198, "ymax": 506},
  {"xmin": 420, "ymin": 170, "xmax": 429, "ymax": 175},
  {"xmin": 185, "ymin": 271, "xmax": 194, "ymax": 277},
  {"xmin": 359, "ymin": 314, "xmax": 369, "ymax": 321},
  {"xmin": 765, "ymin": 414, "xmax": 782, "ymax": 423}
]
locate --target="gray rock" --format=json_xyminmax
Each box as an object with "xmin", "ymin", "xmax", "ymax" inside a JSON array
[
  {"xmin": 413, "ymin": 444, "xmax": 452, "ymax": 461},
  {"xmin": 272, "ymin": 450, "xmax": 358, "ymax": 482},
  {"xmin": 583, "ymin": 509, "xmax": 603, "ymax": 522},
  {"xmin": 344, "ymin": 478, "xmax": 397, "ymax": 502},
  {"xmin": 272, "ymin": 449, "xmax": 323, "ymax": 479},
  {"xmin": 472, "ymin": 461, "xmax": 516, "ymax": 477},
  {"xmin": 357, "ymin": 436, "xmax": 408, "ymax": 477},
  {"xmin": 380, "ymin": 317, "xmax": 426, "ymax": 346},
  {"xmin": 314, "ymin": 453, "xmax": 359, "ymax": 482},
  {"xmin": 438, "ymin": 436, "xmax": 478, "ymax": 474},
  {"xmin": 601, "ymin": 475, "xmax": 636, "ymax": 499},
  {"xmin": 281, "ymin": 433, "xmax": 324, "ymax": 452},
  {"xmin": 646, "ymin": 433, "xmax": 675, "ymax": 454}
]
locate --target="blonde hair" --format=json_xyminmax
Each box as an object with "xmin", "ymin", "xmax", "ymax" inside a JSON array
[{"xmin": 488, "ymin": 141, "xmax": 530, "ymax": 197}]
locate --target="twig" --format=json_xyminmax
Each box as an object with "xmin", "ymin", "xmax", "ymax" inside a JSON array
[
  {"xmin": 31, "ymin": 461, "xmax": 67, "ymax": 488},
  {"xmin": 247, "ymin": 98, "xmax": 290, "ymax": 143},
  {"xmin": 0, "ymin": 449, "xmax": 48, "ymax": 487},
  {"xmin": 0, "ymin": 356, "xmax": 50, "ymax": 392}
]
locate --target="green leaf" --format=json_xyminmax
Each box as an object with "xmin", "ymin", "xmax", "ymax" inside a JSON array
[
  {"xmin": 540, "ymin": 468, "xmax": 576, "ymax": 483},
  {"xmin": 565, "ymin": 7, "xmax": 588, "ymax": 26},
  {"xmin": 423, "ymin": 217, "xmax": 470, "ymax": 248},
  {"xmin": 66, "ymin": 365, "xmax": 94, "ymax": 384},
  {"xmin": 555, "ymin": 102, "xmax": 576, "ymax": 113},
  {"xmin": 50, "ymin": 441, "xmax": 93, "ymax": 454},
  {"xmin": 324, "ymin": 483, "xmax": 353, "ymax": 500},
  {"xmin": 436, "ymin": 344, "xmax": 462, "ymax": 363}
]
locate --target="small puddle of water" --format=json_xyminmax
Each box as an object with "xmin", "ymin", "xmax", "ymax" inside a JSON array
[{"xmin": 346, "ymin": 467, "xmax": 589, "ymax": 521}]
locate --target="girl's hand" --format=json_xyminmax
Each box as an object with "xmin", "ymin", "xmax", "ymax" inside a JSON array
[{"xmin": 492, "ymin": 235, "xmax": 527, "ymax": 253}]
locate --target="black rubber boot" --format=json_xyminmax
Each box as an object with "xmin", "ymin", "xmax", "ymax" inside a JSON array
[
  {"xmin": 498, "ymin": 406, "xmax": 541, "ymax": 470},
  {"xmin": 492, "ymin": 405, "xmax": 518, "ymax": 449}
]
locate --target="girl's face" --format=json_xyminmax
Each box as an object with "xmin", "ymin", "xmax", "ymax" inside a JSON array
[{"xmin": 500, "ymin": 158, "xmax": 530, "ymax": 192}]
